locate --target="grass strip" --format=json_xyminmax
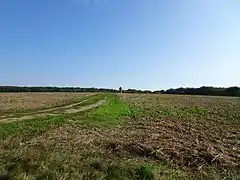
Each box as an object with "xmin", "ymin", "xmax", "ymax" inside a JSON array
[
  {"xmin": 72, "ymin": 93, "xmax": 107, "ymax": 108},
  {"xmin": 72, "ymin": 94, "xmax": 141, "ymax": 126}
]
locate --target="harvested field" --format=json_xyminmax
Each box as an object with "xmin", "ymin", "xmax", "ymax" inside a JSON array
[
  {"xmin": 0, "ymin": 93, "xmax": 239, "ymax": 179},
  {"xmin": 0, "ymin": 92, "xmax": 92, "ymax": 116},
  {"xmin": 119, "ymin": 94, "xmax": 240, "ymax": 177}
]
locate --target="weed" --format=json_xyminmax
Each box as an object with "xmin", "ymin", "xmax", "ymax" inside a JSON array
[{"xmin": 135, "ymin": 165, "xmax": 154, "ymax": 180}]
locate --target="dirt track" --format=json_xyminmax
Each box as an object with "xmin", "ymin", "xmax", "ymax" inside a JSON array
[{"xmin": 0, "ymin": 99, "xmax": 106, "ymax": 124}]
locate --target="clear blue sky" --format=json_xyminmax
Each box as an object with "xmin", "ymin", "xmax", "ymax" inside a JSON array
[{"xmin": 0, "ymin": 0, "xmax": 239, "ymax": 90}]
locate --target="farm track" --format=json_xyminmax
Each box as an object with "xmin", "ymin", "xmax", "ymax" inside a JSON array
[{"xmin": 0, "ymin": 98, "xmax": 106, "ymax": 124}]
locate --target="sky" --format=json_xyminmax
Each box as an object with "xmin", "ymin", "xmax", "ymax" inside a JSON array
[{"xmin": 0, "ymin": 0, "xmax": 239, "ymax": 90}]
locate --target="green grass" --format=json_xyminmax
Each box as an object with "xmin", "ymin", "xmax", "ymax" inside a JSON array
[
  {"xmin": 135, "ymin": 163, "xmax": 187, "ymax": 180},
  {"xmin": 93, "ymin": 95, "xmax": 131, "ymax": 117},
  {"xmin": 0, "ymin": 115, "xmax": 66, "ymax": 140},
  {"xmin": 73, "ymin": 93, "xmax": 107, "ymax": 107},
  {"xmin": 74, "ymin": 94, "xmax": 134, "ymax": 126}
]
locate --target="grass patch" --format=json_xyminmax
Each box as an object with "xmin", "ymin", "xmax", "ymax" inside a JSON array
[
  {"xmin": 135, "ymin": 163, "xmax": 187, "ymax": 180},
  {"xmin": 69, "ymin": 94, "xmax": 146, "ymax": 126},
  {"xmin": 77, "ymin": 94, "xmax": 133, "ymax": 126},
  {"xmin": 179, "ymin": 106, "xmax": 209, "ymax": 115},
  {"xmin": 0, "ymin": 115, "xmax": 66, "ymax": 140},
  {"xmin": 93, "ymin": 95, "xmax": 131, "ymax": 117},
  {"xmin": 73, "ymin": 93, "xmax": 107, "ymax": 108}
]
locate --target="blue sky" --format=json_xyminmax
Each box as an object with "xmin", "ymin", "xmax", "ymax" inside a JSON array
[{"xmin": 0, "ymin": 0, "xmax": 239, "ymax": 90}]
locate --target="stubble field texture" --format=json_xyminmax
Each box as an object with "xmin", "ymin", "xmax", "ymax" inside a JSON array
[{"xmin": 0, "ymin": 92, "xmax": 239, "ymax": 180}]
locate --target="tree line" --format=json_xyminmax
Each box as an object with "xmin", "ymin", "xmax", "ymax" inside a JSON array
[
  {"xmin": 159, "ymin": 86, "xmax": 240, "ymax": 97},
  {"xmin": 0, "ymin": 86, "xmax": 239, "ymax": 97},
  {"xmin": 0, "ymin": 86, "xmax": 117, "ymax": 93},
  {"xmin": 122, "ymin": 86, "xmax": 240, "ymax": 97}
]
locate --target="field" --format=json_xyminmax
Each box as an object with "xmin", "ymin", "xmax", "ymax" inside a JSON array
[
  {"xmin": 0, "ymin": 92, "xmax": 92, "ymax": 116},
  {"xmin": 0, "ymin": 93, "xmax": 239, "ymax": 179}
]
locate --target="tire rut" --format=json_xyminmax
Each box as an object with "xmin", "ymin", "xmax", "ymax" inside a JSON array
[{"xmin": 0, "ymin": 99, "xmax": 106, "ymax": 124}]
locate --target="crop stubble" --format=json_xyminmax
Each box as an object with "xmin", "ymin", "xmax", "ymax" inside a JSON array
[{"xmin": 117, "ymin": 94, "xmax": 240, "ymax": 177}]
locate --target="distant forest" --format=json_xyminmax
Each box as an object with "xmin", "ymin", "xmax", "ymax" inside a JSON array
[{"xmin": 0, "ymin": 86, "xmax": 240, "ymax": 97}]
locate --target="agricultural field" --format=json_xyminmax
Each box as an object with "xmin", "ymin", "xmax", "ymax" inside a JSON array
[
  {"xmin": 0, "ymin": 92, "xmax": 92, "ymax": 116},
  {"xmin": 0, "ymin": 93, "xmax": 239, "ymax": 179}
]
